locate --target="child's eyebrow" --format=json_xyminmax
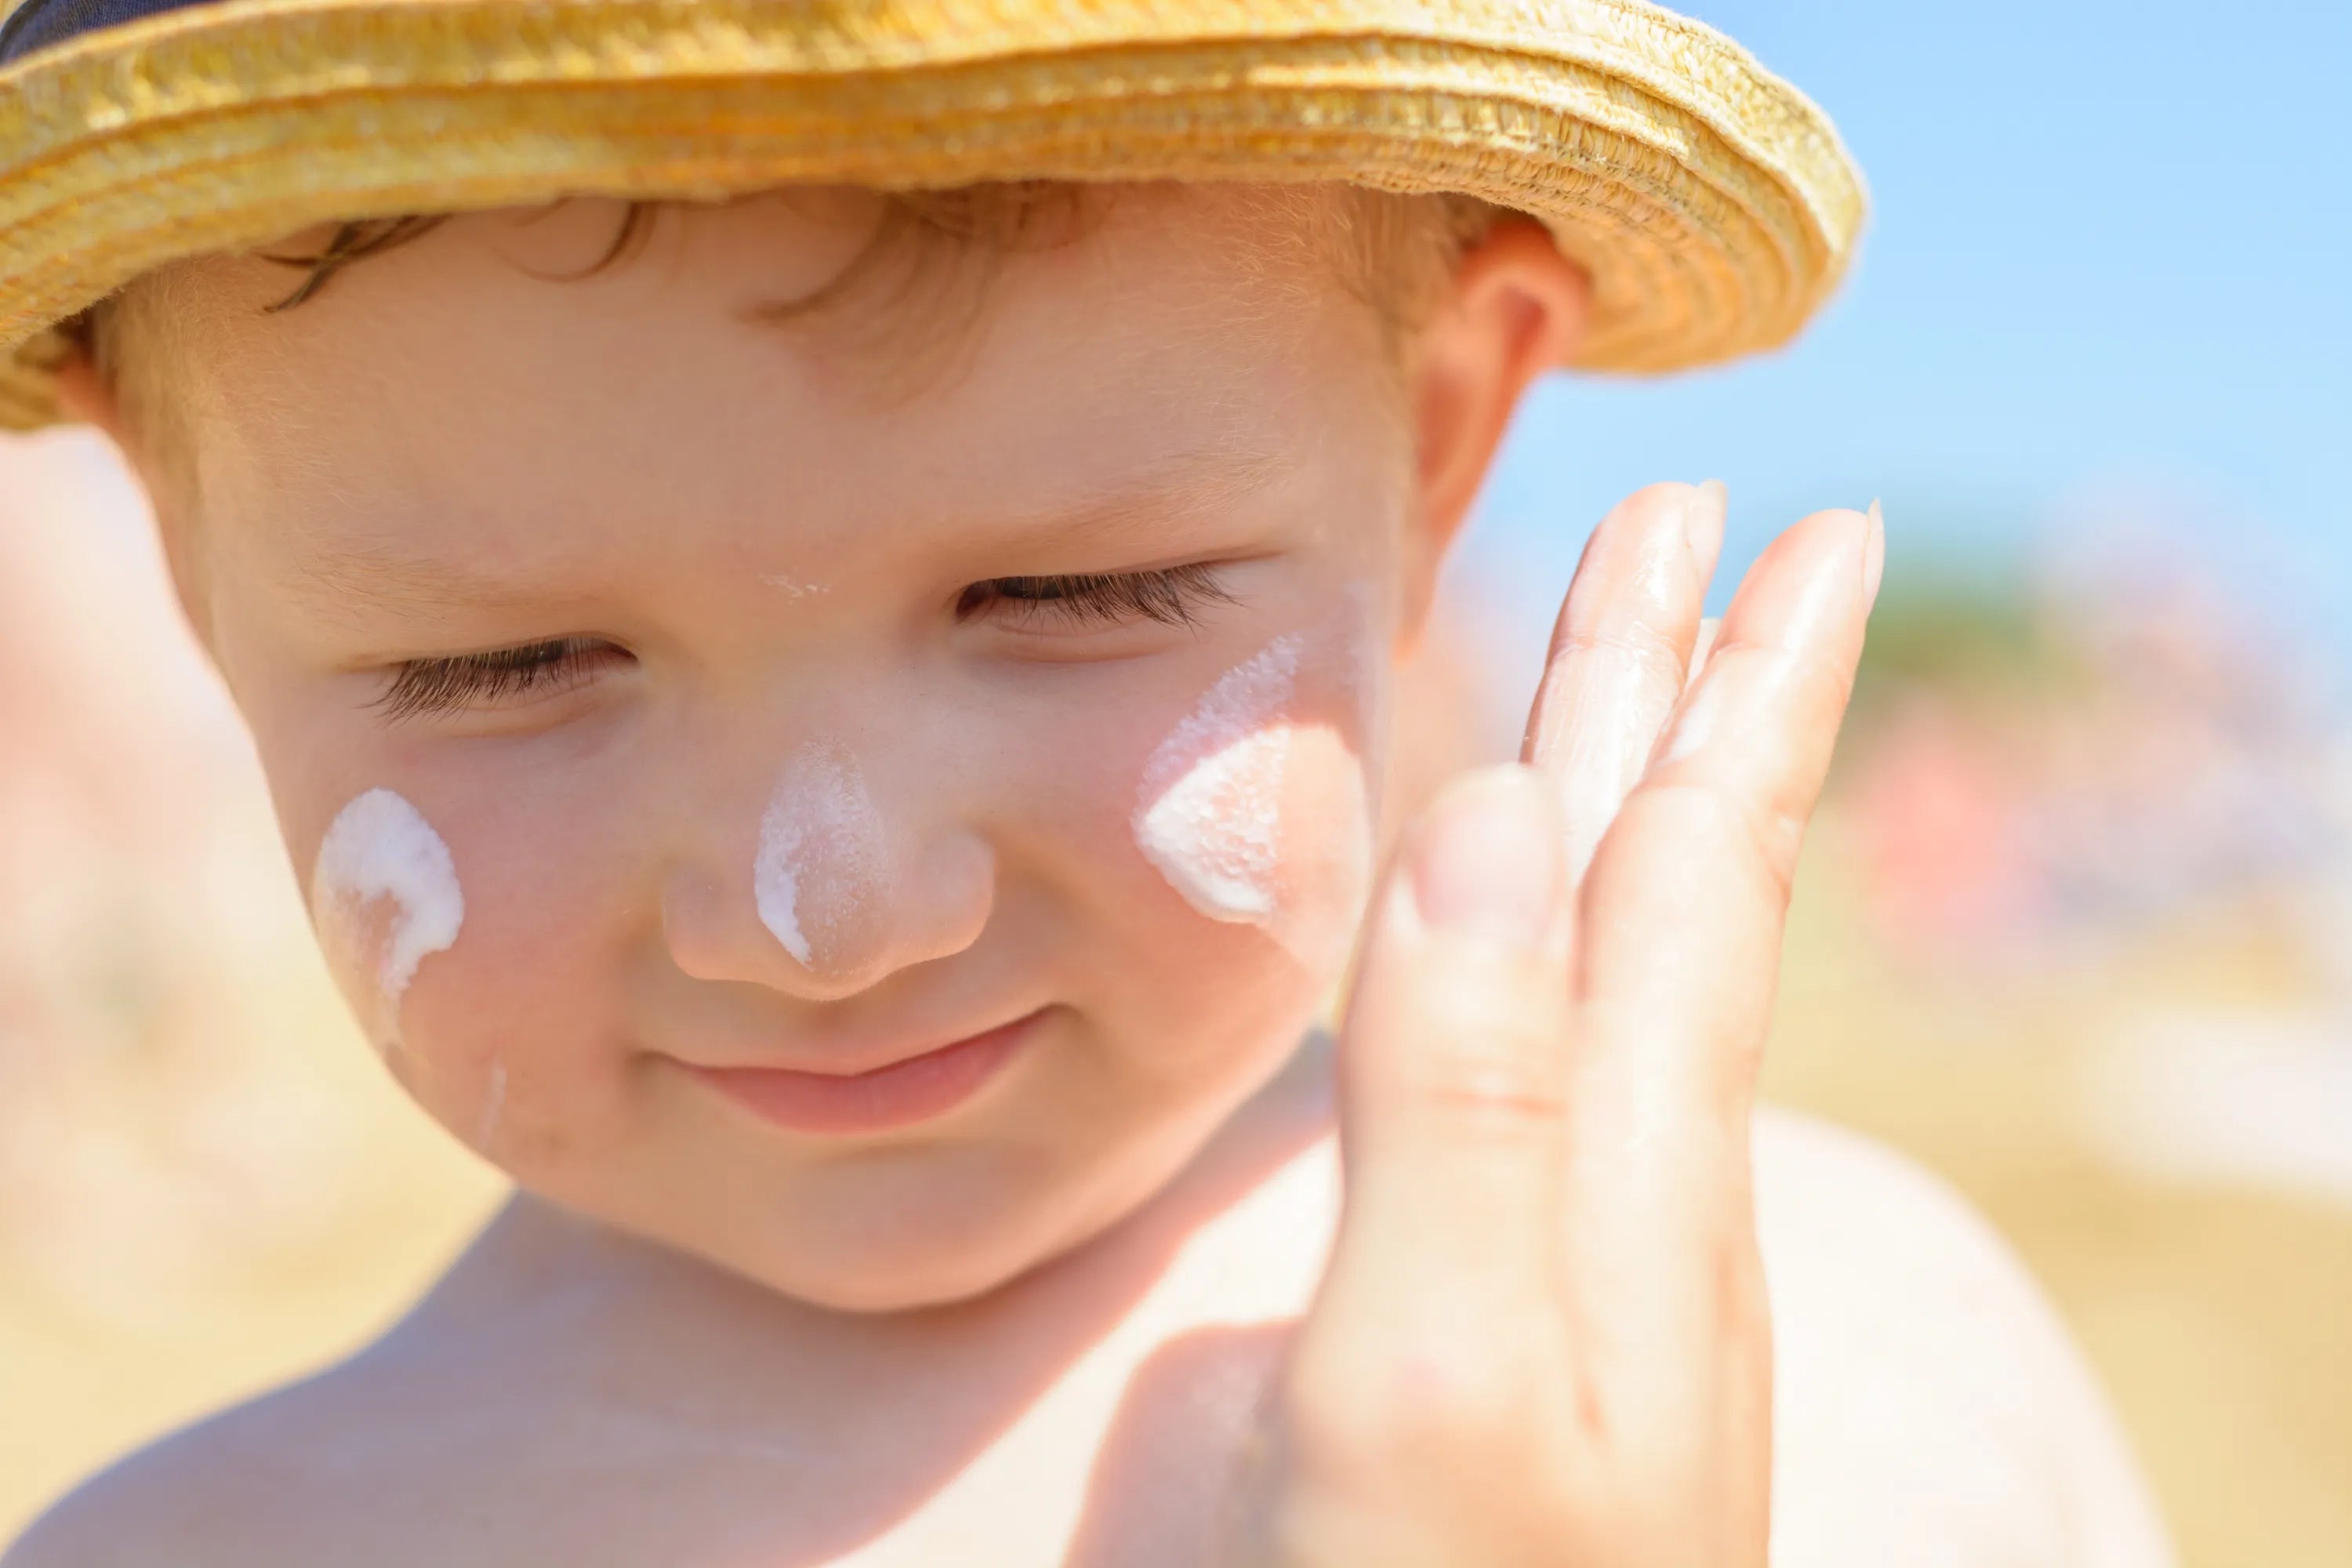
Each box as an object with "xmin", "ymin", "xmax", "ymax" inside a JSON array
[
  {"xmin": 976, "ymin": 438, "xmax": 1302, "ymax": 555},
  {"xmin": 280, "ymin": 532, "xmax": 585, "ymax": 625},
  {"xmin": 281, "ymin": 433, "xmax": 1302, "ymax": 622}
]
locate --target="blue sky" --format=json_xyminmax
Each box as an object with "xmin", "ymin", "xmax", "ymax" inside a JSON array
[{"xmin": 1470, "ymin": 1, "xmax": 2352, "ymax": 656}]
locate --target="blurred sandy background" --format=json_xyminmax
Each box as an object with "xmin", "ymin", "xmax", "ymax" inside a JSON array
[{"xmin": 5, "ymin": 416, "xmax": 2350, "ymax": 1561}]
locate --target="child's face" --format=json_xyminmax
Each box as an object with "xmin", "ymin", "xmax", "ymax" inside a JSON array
[{"xmin": 129, "ymin": 186, "xmax": 1467, "ymax": 1309}]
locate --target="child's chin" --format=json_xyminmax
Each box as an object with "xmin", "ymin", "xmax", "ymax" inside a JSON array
[
  {"xmin": 646, "ymin": 1174, "xmax": 1088, "ymax": 1315},
  {"xmin": 716, "ymin": 1225, "xmax": 1062, "ymax": 1314},
  {"xmin": 688, "ymin": 1148, "xmax": 1185, "ymax": 1314},
  {"xmin": 779, "ymin": 1258, "xmax": 1030, "ymax": 1314}
]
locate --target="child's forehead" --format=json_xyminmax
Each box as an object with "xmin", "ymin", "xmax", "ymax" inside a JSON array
[
  {"xmin": 153, "ymin": 185, "xmax": 1380, "ymax": 427},
  {"xmin": 163, "ymin": 231, "xmax": 1396, "ymax": 615},
  {"xmin": 271, "ymin": 419, "xmax": 1315, "ymax": 621},
  {"xmin": 96, "ymin": 181, "xmax": 1469, "ymax": 579},
  {"xmin": 170, "ymin": 191, "xmax": 1370, "ymax": 448},
  {"xmin": 207, "ymin": 183, "xmax": 1363, "ymax": 322}
]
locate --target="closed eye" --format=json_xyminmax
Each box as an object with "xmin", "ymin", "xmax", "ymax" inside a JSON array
[
  {"xmin": 373, "ymin": 637, "xmax": 630, "ymax": 722},
  {"xmin": 956, "ymin": 564, "xmax": 1237, "ymax": 630},
  {"xmin": 371, "ymin": 566, "xmax": 1231, "ymax": 719}
]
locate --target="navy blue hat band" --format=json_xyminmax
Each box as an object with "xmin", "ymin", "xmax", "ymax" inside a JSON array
[{"xmin": 2, "ymin": 0, "xmax": 225, "ymax": 67}]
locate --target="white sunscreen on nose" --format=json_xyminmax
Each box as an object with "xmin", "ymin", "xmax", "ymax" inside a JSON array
[
  {"xmin": 756, "ymin": 742, "xmax": 887, "ymax": 974},
  {"xmin": 1134, "ymin": 635, "xmax": 1303, "ymax": 924},
  {"xmin": 310, "ymin": 788, "xmax": 464, "ymax": 1049}
]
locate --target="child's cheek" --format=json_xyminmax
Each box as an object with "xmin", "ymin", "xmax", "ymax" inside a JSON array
[
  {"xmin": 1131, "ymin": 618, "xmax": 1380, "ymax": 982},
  {"xmin": 309, "ymin": 786, "xmax": 465, "ymax": 1058},
  {"xmin": 310, "ymin": 785, "xmax": 532, "ymax": 1156},
  {"xmin": 309, "ymin": 782, "xmax": 593, "ymax": 1158}
]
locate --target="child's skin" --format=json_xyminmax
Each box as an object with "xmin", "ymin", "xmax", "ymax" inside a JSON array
[{"xmin": 10, "ymin": 183, "xmax": 2172, "ymax": 1565}]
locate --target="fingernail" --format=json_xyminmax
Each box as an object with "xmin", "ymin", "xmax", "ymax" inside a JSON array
[
  {"xmin": 1410, "ymin": 764, "xmax": 1563, "ymax": 949},
  {"xmin": 1688, "ymin": 479, "xmax": 1728, "ymax": 582},
  {"xmin": 1862, "ymin": 499, "xmax": 1886, "ymax": 604}
]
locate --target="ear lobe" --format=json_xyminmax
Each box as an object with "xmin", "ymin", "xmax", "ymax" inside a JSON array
[{"xmin": 1393, "ymin": 219, "xmax": 1591, "ymax": 652}]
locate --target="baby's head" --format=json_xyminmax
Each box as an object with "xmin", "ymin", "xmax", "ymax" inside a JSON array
[{"xmin": 53, "ymin": 179, "xmax": 1588, "ymax": 1310}]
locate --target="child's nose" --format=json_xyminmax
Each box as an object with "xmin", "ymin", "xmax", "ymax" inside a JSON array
[{"xmin": 660, "ymin": 743, "xmax": 995, "ymax": 1000}]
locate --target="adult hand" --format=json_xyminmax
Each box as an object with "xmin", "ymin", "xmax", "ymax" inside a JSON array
[{"xmin": 1239, "ymin": 483, "xmax": 1882, "ymax": 1566}]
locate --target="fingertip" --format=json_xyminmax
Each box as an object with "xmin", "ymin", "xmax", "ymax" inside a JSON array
[
  {"xmin": 1618, "ymin": 477, "xmax": 1708, "ymax": 514},
  {"xmin": 1565, "ymin": 482, "xmax": 1719, "ymax": 617},
  {"xmin": 1784, "ymin": 504, "xmax": 1874, "ymax": 549},
  {"xmin": 1722, "ymin": 506, "xmax": 1875, "ymax": 631},
  {"xmin": 1594, "ymin": 480, "xmax": 1708, "ymax": 550}
]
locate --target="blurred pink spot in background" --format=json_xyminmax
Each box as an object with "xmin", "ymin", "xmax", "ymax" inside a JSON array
[{"xmin": 1849, "ymin": 694, "xmax": 2039, "ymax": 960}]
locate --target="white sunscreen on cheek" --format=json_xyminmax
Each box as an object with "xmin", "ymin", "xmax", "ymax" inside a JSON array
[
  {"xmin": 755, "ymin": 742, "xmax": 887, "ymax": 975},
  {"xmin": 310, "ymin": 788, "xmax": 464, "ymax": 1052},
  {"xmin": 1133, "ymin": 635, "xmax": 1304, "ymax": 924}
]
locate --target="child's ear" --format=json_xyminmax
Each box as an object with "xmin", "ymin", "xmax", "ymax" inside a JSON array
[{"xmin": 1396, "ymin": 218, "xmax": 1590, "ymax": 651}]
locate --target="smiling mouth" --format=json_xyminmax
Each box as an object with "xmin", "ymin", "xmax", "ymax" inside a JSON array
[{"xmin": 684, "ymin": 1010, "xmax": 1044, "ymax": 1137}]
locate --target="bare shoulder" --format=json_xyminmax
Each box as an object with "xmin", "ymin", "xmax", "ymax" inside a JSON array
[
  {"xmin": 2, "ymin": 1334, "xmax": 484, "ymax": 1568},
  {"xmin": 1751, "ymin": 1109, "xmax": 2176, "ymax": 1568}
]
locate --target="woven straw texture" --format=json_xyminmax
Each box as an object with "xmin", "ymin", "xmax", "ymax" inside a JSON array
[{"xmin": 0, "ymin": 0, "xmax": 1865, "ymax": 431}]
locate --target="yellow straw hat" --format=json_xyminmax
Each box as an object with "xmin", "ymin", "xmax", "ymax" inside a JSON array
[{"xmin": 0, "ymin": 0, "xmax": 1866, "ymax": 432}]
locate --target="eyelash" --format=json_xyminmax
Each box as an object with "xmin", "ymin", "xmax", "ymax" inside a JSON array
[
  {"xmin": 374, "ymin": 636, "xmax": 618, "ymax": 724},
  {"xmin": 374, "ymin": 568, "xmax": 1234, "ymax": 720},
  {"xmin": 956, "ymin": 564, "xmax": 1236, "ymax": 630}
]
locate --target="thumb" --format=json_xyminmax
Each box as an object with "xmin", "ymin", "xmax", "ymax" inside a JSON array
[{"xmin": 1320, "ymin": 764, "xmax": 1577, "ymax": 1322}]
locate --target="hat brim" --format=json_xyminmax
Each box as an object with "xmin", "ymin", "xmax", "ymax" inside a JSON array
[{"xmin": 0, "ymin": 0, "xmax": 1866, "ymax": 430}]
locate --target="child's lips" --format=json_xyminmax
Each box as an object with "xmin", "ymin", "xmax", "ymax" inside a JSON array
[{"xmin": 682, "ymin": 1009, "xmax": 1044, "ymax": 1136}]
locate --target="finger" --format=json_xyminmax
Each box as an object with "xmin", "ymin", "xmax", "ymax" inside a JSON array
[
  {"xmin": 1581, "ymin": 503, "xmax": 1878, "ymax": 1111},
  {"xmin": 1321, "ymin": 764, "xmax": 1576, "ymax": 1327},
  {"xmin": 1523, "ymin": 481, "xmax": 1726, "ymax": 885},
  {"xmin": 1561, "ymin": 506, "xmax": 1880, "ymax": 1344},
  {"xmin": 1544, "ymin": 506, "xmax": 1875, "ymax": 1447}
]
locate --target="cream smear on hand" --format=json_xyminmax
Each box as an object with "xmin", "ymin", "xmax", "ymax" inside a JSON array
[
  {"xmin": 1134, "ymin": 634, "xmax": 1303, "ymax": 924},
  {"xmin": 310, "ymin": 788, "xmax": 464, "ymax": 1051},
  {"xmin": 756, "ymin": 742, "xmax": 887, "ymax": 975}
]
